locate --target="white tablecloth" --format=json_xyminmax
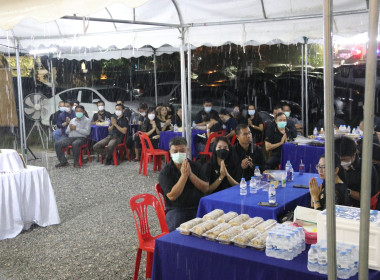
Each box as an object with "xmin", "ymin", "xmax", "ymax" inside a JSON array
[
  {"xmin": 0, "ymin": 149, "xmax": 25, "ymax": 173},
  {"xmin": 0, "ymin": 166, "xmax": 60, "ymax": 240}
]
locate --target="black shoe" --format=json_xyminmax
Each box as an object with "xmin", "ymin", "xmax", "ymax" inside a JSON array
[
  {"xmin": 55, "ymin": 162, "xmax": 69, "ymax": 168},
  {"xmin": 104, "ymin": 159, "xmax": 113, "ymax": 165},
  {"xmin": 73, "ymin": 163, "xmax": 81, "ymax": 168}
]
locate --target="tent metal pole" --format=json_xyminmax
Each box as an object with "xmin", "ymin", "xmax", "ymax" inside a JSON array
[
  {"xmin": 323, "ymin": 1, "xmax": 337, "ymax": 279},
  {"xmin": 301, "ymin": 44, "xmax": 304, "ymax": 135},
  {"xmin": 187, "ymin": 42, "xmax": 192, "ymax": 153},
  {"xmin": 305, "ymin": 40, "xmax": 309, "ymax": 135},
  {"xmin": 179, "ymin": 28, "xmax": 188, "ymax": 139},
  {"xmin": 50, "ymin": 57, "xmax": 56, "ymax": 117},
  {"xmin": 359, "ymin": 0, "xmax": 379, "ymax": 279},
  {"xmin": 15, "ymin": 39, "xmax": 28, "ymax": 163},
  {"xmin": 153, "ymin": 48, "xmax": 158, "ymax": 106}
]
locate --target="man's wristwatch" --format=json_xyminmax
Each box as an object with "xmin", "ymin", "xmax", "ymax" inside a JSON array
[
  {"xmin": 347, "ymin": 189, "xmax": 352, "ymax": 197},
  {"xmin": 218, "ymin": 177, "xmax": 223, "ymax": 182},
  {"xmin": 313, "ymin": 200, "xmax": 320, "ymax": 204}
]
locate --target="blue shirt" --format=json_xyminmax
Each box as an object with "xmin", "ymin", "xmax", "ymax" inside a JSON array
[
  {"xmin": 223, "ymin": 117, "xmax": 237, "ymax": 134},
  {"xmin": 57, "ymin": 111, "xmax": 76, "ymax": 131}
]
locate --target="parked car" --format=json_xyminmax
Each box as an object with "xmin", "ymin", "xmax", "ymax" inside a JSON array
[
  {"xmin": 263, "ymin": 64, "xmax": 291, "ymax": 77},
  {"xmin": 41, "ymin": 86, "xmax": 138, "ymax": 126}
]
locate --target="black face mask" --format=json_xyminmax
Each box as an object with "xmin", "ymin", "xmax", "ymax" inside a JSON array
[{"xmin": 216, "ymin": 149, "xmax": 229, "ymax": 160}]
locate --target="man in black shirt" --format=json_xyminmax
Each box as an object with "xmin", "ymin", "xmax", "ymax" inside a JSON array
[
  {"xmin": 116, "ymin": 99, "xmax": 132, "ymax": 122},
  {"xmin": 232, "ymin": 124, "xmax": 266, "ymax": 180},
  {"xmin": 194, "ymin": 100, "xmax": 220, "ymax": 128},
  {"xmin": 93, "ymin": 104, "xmax": 128, "ymax": 165},
  {"xmin": 219, "ymin": 108, "xmax": 237, "ymax": 140},
  {"xmin": 91, "ymin": 100, "xmax": 112, "ymax": 124},
  {"xmin": 335, "ymin": 136, "xmax": 379, "ymax": 207},
  {"xmin": 158, "ymin": 137, "xmax": 209, "ymax": 231}
]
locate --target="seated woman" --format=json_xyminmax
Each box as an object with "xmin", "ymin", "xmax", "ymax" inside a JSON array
[
  {"xmin": 141, "ymin": 107, "xmax": 161, "ymax": 148},
  {"xmin": 231, "ymin": 105, "xmax": 245, "ymax": 125},
  {"xmin": 309, "ymin": 153, "xmax": 349, "ymax": 210},
  {"xmin": 156, "ymin": 105, "xmax": 172, "ymax": 132},
  {"xmin": 245, "ymin": 103, "xmax": 264, "ymax": 143},
  {"xmin": 171, "ymin": 107, "xmax": 182, "ymax": 128},
  {"xmin": 201, "ymin": 136, "xmax": 238, "ymax": 193},
  {"xmin": 265, "ymin": 112, "xmax": 289, "ymax": 169}
]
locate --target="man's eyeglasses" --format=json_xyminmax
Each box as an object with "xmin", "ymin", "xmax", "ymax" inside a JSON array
[{"xmin": 316, "ymin": 165, "xmax": 326, "ymax": 171}]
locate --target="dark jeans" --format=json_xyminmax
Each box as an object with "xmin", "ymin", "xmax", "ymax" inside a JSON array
[
  {"xmin": 55, "ymin": 137, "xmax": 86, "ymax": 164},
  {"xmin": 165, "ymin": 207, "xmax": 198, "ymax": 232},
  {"xmin": 93, "ymin": 135, "xmax": 121, "ymax": 160},
  {"xmin": 266, "ymin": 153, "xmax": 281, "ymax": 169}
]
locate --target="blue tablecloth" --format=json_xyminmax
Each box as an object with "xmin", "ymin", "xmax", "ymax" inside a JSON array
[
  {"xmin": 281, "ymin": 143, "xmax": 325, "ymax": 173},
  {"xmin": 151, "ymin": 231, "xmax": 380, "ymax": 280},
  {"xmin": 197, "ymin": 172, "xmax": 321, "ymax": 220},
  {"xmin": 89, "ymin": 125, "xmax": 109, "ymax": 142},
  {"xmin": 158, "ymin": 129, "xmax": 206, "ymax": 158}
]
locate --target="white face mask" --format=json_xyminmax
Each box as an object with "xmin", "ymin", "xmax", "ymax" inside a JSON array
[
  {"xmin": 148, "ymin": 114, "xmax": 155, "ymax": 120},
  {"xmin": 171, "ymin": 152, "xmax": 187, "ymax": 164},
  {"xmin": 98, "ymin": 106, "xmax": 105, "ymax": 111},
  {"xmin": 248, "ymin": 110, "xmax": 255, "ymax": 116},
  {"xmin": 284, "ymin": 111, "xmax": 291, "ymax": 118},
  {"xmin": 341, "ymin": 161, "xmax": 352, "ymax": 170},
  {"xmin": 115, "ymin": 110, "xmax": 122, "ymax": 117},
  {"xmin": 204, "ymin": 106, "xmax": 212, "ymax": 113},
  {"xmin": 140, "ymin": 112, "xmax": 146, "ymax": 117},
  {"xmin": 72, "ymin": 106, "xmax": 76, "ymax": 110},
  {"xmin": 64, "ymin": 107, "xmax": 70, "ymax": 113}
]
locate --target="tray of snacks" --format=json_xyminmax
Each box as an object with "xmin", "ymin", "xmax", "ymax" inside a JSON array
[
  {"xmin": 232, "ymin": 228, "xmax": 261, "ymax": 248},
  {"xmin": 177, "ymin": 218, "xmax": 204, "ymax": 235},
  {"xmin": 228, "ymin": 214, "xmax": 250, "ymax": 226},
  {"xmin": 216, "ymin": 211, "xmax": 238, "ymax": 223},
  {"xmin": 202, "ymin": 223, "xmax": 232, "ymax": 241},
  {"xmin": 255, "ymin": 219, "xmax": 277, "ymax": 233},
  {"xmin": 241, "ymin": 217, "xmax": 264, "ymax": 230},
  {"xmin": 190, "ymin": 220, "xmax": 218, "ymax": 238},
  {"xmin": 203, "ymin": 209, "xmax": 224, "ymax": 220},
  {"xmin": 248, "ymin": 232, "xmax": 269, "ymax": 250},
  {"xmin": 216, "ymin": 226, "xmax": 244, "ymax": 245}
]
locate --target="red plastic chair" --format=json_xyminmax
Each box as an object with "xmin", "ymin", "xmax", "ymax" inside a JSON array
[
  {"xmin": 100, "ymin": 133, "xmax": 131, "ymax": 166},
  {"xmin": 197, "ymin": 130, "xmax": 226, "ymax": 162},
  {"xmin": 155, "ymin": 183, "xmax": 166, "ymax": 212},
  {"xmin": 371, "ymin": 190, "xmax": 380, "ymax": 210},
  {"xmin": 129, "ymin": 193, "xmax": 169, "ymax": 280},
  {"xmin": 62, "ymin": 137, "xmax": 91, "ymax": 166},
  {"xmin": 138, "ymin": 131, "xmax": 170, "ymax": 176}
]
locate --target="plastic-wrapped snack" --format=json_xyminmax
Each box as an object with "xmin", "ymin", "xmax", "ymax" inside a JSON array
[
  {"xmin": 203, "ymin": 209, "xmax": 224, "ymax": 220},
  {"xmin": 228, "ymin": 214, "xmax": 250, "ymax": 226},
  {"xmin": 178, "ymin": 218, "xmax": 203, "ymax": 235},
  {"xmin": 249, "ymin": 232, "xmax": 269, "ymax": 250},
  {"xmin": 241, "ymin": 217, "xmax": 264, "ymax": 230},
  {"xmin": 232, "ymin": 228, "xmax": 261, "ymax": 247},
  {"xmin": 255, "ymin": 219, "xmax": 277, "ymax": 233},
  {"xmin": 191, "ymin": 220, "xmax": 218, "ymax": 237},
  {"xmin": 216, "ymin": 211, "xmax": 238, "ymax": 223},
  {"xmin": 216, "ymin": 226, "xmax": 244, "ymax": 244},
  {"xmin": 202, "ymin": 223, "xmax": 232, "ymax": 240}
]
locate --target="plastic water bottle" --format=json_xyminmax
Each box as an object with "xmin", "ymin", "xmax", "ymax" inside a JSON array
[
  {"xmin": 337, "ymin": 251, "xmax": 350, "ymax": 279},
  {"xmin": 318, "ymin": 247, "xmax": 328, "ymax": 274},
  {"xmin": 320, "ymin": 127, "xmax": 324, "ymax": 135},
  {"xmin": 287, "ymin": 164, "xmax": 293, "ymax": 182},
  {"xmin": 350, "ymin": 245, "xmax": 359, "ymax": 276},
  {"xmin": 345, "ymin": 248, "xmax": 355, "ymax": 277},
  {"xmin": 265, "ymin": 232, "xmax": 275, "ymax": 257},
  {"xmin": 192, "ymin": 121, "xmax": 196, "ymax": 129},
  {"xmin": 298, "ymin": 227, "xmax": 306, "ymax": 251},
  {"xmin": 307, "ymin": 244, "xmax": 319, "ymax": 272},
  {"xmin": 347, "ymin": 125, "xmax": 351, "ymax": 133},
  {"xmin": 313, "ymin": 127, "xmax": 318, "ymax": 137},
  {"xmin": 249, "ymin": 177, "xmax": 257, "ymax": 194},
  {"xmin": 173, "ymin": 123, "xmax": 178, "ymax": 132},
  {"xmin": 285, "ymin": 160, "xmax": 291, "ymax": 173},
  {"xmin": 268, "ymin": 184, "xmax": 276, "ymax": 204},
  {"xmin": 240, "ymin": 178, "xmax": 247, "ymax": 195},
  {"xmin": 299, "ymin": 160, "xmax": 304, "ymax": 175},
  {"xmin": 254, "ymin": 166, "xmax": 261, "ymax": 184},
  {"xmin": 352, "ymin": 127, "xmax": 356, "ymax": 134}
]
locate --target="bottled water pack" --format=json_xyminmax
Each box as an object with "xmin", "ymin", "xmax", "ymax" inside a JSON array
[
  {"xmin": 307, "ymin": 241, "xmax": 358, "ymax": 279},
  {"xmin": 265, "ymin": 225, "xmax": 305, "ymax": 260}
]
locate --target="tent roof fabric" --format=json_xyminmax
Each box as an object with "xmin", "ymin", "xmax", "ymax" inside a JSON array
[{"xmin": 0, "ymin": 0, "xmax": 373, "ymax": 59}]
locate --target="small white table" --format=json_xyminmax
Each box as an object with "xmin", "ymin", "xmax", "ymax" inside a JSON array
[
  {"xmin": 0, "ymin": 165, "xmax": 61, "ymax": 240},
  {"xmin": 0, "ymin": 149, "xmax": 25, "ymax": 173}
]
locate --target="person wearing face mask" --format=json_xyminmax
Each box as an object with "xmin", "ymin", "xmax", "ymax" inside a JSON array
[
  {"xmin": 231, "ymin": 105, "xmax": 245, "ymax": 125},
  {"xmin": 265, "ymin": 112, "xmax": 292, "ymax": 169},
  {"xmin": 201, "ymin": 136, "xmax": 238, "ymax": 193},
  {"xmin": 49, "ymin": 101, "xmax": 65, "ymax": 130},
  {"xmin": 232, "ymin": 124, "xmax": 266, "ymax": 180},
  {"xmin": 335, "ymin": 136, "xmax": 379, "ymax": 207},
  {"xmin": 91, "ymin": 100, "xmax": 112, "ymax": 125},
  {"xmin": 158, "ymin": 137, "xmax": 208, "ymax": 231},
  {"xmin": 54, "ymin": 105, "xmax": 91, "ymax": 168},
  {"xmin": 126, "ymin": 103, "xmax": 148, "ymax": 161},
  {"xmin": 93, "ymin": 104, "xmax": 128, "ymax": 165},
  {"xmin": 140, "ymin": 107, "xmax": 161, "ymax": 147},
  {"xmin": 245, "ymin": 104, "xmax": 264, "ymax": 143},
  {"xmin": 73, "ymin": 100, "xmax": 89, "ymax": 118},
  {"xmin": 194, "ymin": 100, "xmax": 220, "ymax": 128},
  {"xmin": 282, "ymin": 104, "xmax": 302, "ymax": 136},
  {"xmin": 53, "ymin": 100, "xmax": 76, "ymax": 142},
  {"xmin": 309, "ymin": 153, "xmax": 349, "ymax": 210},
  {"xmin": 218, "ymin": 109, "xmax": 237, "ymax": 139},
  {"xmin": 116, "ymin": 99, "xmax": 132, "ymax": 121}
]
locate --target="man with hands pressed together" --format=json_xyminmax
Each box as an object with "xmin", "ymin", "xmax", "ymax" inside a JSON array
[
  {"xmin": 54, "ymin": 105, "xmax": 91, "ymax": 168},
  {"xmin": 159, "ymin": 137, "xmax": 209, "ymax": 231},
  {"xmin": 232, "ymin": 124, "xmax": 266, "ymax": 180},
  {"xmin": 93, "ymin": 104, "xmax": 128, "ymax": 165},
  {"xmin": 53, "ymin": 100, "xmax": 76, "ymax": 142},
  {"xmin": 91, "ymin": 100, "xmax": 112, "ymax": 124}
]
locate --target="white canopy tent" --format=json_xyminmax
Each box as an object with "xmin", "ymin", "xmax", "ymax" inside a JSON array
[{"xmin": 0, "ymin": 1, "xmax": 379, "ymax": 279}]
